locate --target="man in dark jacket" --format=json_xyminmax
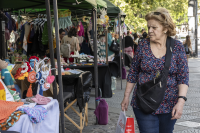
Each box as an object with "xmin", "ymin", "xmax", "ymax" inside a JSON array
[{"xmin": 138, "ymin": 32, "xmax": 148, "ymax": 43}]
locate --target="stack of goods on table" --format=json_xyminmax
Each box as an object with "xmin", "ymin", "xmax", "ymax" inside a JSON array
[{"xmin": 0, "ymin": 56, "xmax": 56, "ymax": 131}]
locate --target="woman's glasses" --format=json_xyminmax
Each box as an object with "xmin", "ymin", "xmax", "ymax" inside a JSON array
[
  {"xmin": 153, "ymin": 12, "xmax": 166, "ymax": 20},
  {"xmin": 153, "ymin": 12, "xmax": 161, "ymax": 15}
]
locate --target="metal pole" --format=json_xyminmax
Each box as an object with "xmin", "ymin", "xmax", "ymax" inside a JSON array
[
  {"xmin": 53, "ymin": 0, "xmax": 65, "ymax": 133},
  {"xmin": 45, "ymin": 0, "xmax": 57, "ymax": 99},
  {"xmin": 122, "ymin": 35, "xmax": 126, "ymax": 66},
  {"xmin": 105, "ymin": 29, "xmax": 108, "ymax": 65},
  {"xmin": 118, "ymin": 14, "xmax": 122, "ymax": 90},
  {"xmin": 0, "ymin": 19, "xmax": 2, "ymax": 59},
  {"xmin": 1, "ymin": 21, "xmax": 6, "ymax": 59},
  {"xmin": 93, "ymin": 8, "xmax": 99, "ymax": 124},
  {"xmin": 195, "ymin": 0, "xmax": 198, "ymax": 57}
]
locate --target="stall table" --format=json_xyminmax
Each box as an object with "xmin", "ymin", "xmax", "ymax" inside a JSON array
[
  {"xmin": 8, "ymin": 99, "xmax": 59, "ymax": 133},
  {"xmin": 64, "ymin": 64, "xmax": 112, "ymax": 98}
]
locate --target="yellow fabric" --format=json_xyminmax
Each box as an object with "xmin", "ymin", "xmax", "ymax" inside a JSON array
[
  {"xmin": 18, "ymin": 72, "xmax": 28, "ymax": 80},
  {"xmin": 9, "ymin": 69, "xmax": 13, "ymax": 79},
  {"xmin": 48, "ymin": 38, "xmax": 56, "ymax": 49},
  {"xmin": 58, "ymin": 9, "xmax": 71, "ymax": 18},
  {"xmin": 0, "ymin": 89, "xmax": 6, "ymax": 101},
  {"xmin": 53, "ymin": 38, "xmax": 56, "ymax": 49}
]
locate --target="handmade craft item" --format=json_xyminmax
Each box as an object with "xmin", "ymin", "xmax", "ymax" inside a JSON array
[
  {"xmin": 27, "ymin": 62, "xmax": 36, "ymax": 97},
  {"xmin": 0, "ymin": 59, "xmax": 14, "ymax": 89}
]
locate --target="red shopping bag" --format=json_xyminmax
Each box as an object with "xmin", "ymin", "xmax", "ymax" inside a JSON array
[
  {"xmin": 116, "ymin": 111, "xmax": 135, "ymax": 133},
  {"xmin": 125, "ymin": 117, "xmax": 135, "ymax": 133}
]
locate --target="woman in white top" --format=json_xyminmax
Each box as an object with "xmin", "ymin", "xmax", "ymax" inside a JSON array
[{"xmin": 61, "ymin": 27, "xmax": 80, "ymax": 62}]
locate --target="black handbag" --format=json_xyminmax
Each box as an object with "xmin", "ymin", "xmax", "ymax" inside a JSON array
[
  {"xmin": 109, "ymin": 40, "xmax": 119, "ymax": 53},
  {"xmin": 136, "ymin": 37, "xmax": 175, "ymax": 114}
]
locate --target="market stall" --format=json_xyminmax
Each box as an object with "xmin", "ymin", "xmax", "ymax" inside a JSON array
[
  {"xmin": 0, "ymin": 0, "xmax": 107, "ymax": 132},
  {"xmin": 99, "ymin": 0, "xmax": 127, "ymax": 89}
]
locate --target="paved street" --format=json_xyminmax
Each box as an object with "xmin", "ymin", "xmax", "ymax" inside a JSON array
[{"xmin": 64, "ymin": 49, "xmax": 200, "ymax": 133}]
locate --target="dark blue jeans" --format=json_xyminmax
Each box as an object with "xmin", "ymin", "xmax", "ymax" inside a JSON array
[{"xmin": 133, "ymin": 108, "xmax": 177, "ymax": 133}]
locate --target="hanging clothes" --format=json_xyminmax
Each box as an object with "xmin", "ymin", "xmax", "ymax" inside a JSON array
[
  {"xmin": 24, "ymin": 23, "xmax": 31, "ymax": 41},
  {"xmin": 81, "ymin": 40, "xmax": 91, "ymax": 55},
  {"xmin": 41, "ymin": 22, "xmax": 48, "ymax": 45},
  {"xmin": 5, "ymin": 12, "xmax": 12, "ymax": 33},
  {"xmin": 20, "ymin": 24, "xmax": 25, "ymax": 42},
  {"xmin": 107, "ymin": 33, "xmax": 114, "ymax": 56},
  {"xmin": 77, "ymin": 21, "xmax": 84, "ymax": 36}
]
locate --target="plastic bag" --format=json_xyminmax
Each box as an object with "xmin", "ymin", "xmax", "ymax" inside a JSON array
[
  {"xmin": 116, "ymin": 111, "xmax": 126, "ymax": 133},
  {"xmin": 116, "ymin": 110, "xmax": 135, "ymax": 133}
]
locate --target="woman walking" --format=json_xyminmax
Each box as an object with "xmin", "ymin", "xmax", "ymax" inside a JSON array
[
  {"xmin": 121, "ymin": 7, "xmax": 189, "ymax": 133},
  {"xmin": 183, "ymin": 35, "xmax": 193, "ymax": 62}
]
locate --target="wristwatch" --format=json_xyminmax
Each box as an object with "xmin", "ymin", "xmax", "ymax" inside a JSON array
[{"xmin": 178, "ymin": 96, "xmax": 187, "ymax": 101}]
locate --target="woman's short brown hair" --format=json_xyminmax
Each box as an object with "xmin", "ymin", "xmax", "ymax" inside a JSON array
[{"xmin": 145, "ymin": 7, "xmax": 176, "ymax": 36}]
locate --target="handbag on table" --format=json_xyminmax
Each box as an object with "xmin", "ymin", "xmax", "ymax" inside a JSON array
[{"xmin": 136, "ymin": 37, "xmax": 175, "ymax": 114}]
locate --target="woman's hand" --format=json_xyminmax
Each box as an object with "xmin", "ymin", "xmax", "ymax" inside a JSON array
[
  {"xmin": 121, "ymin": 97, "xmax": 129, "ymax": 111},
  {"xmin": 171, "ymin": 99, "xmax": 185, "ymax": 120}
]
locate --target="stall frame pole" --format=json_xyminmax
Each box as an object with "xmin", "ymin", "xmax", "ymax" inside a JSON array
[
  {"xmin": 118, "ymin": 14, "xmax": 122, "ymax": 90},
  {"xmin": 123, "ymin": 34, "xmax": 125, "ymax": 65},
  {"xmin": 45, "ymin": 0, "xmax": 57, "ymax": 99},
  {"xmin": 105, "ymin": 29, "xmax": 108, "ymax": 65},
  {"xmin": 195, "ymin": 0, "xmax": 198, "ymax": 57},
  {"xmin": 53, "ymin": 0, "xmax": 65, "ymax": 132},
  {"xmin": 0, "ymin": 19, "xmax": 2, "ymax": 59},
  {"xmin": 93, "ymin": 8, "xmax": 99, "ymax": 125}
]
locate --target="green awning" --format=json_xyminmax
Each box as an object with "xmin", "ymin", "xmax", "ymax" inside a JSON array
[
  {"xmin": 96, "ymin": 0, "xmax": 107, "ymax": 8},
  {"xmin": 103, "ymin": 0, "xmax": 120, "ymax": 16},
  {"xmin": 86, "ymin": 0, "xmax": 97, "ymax": 8},
  {"xmin": 0, "ymin": 0, "xmax": 97, "ymax": 10}
]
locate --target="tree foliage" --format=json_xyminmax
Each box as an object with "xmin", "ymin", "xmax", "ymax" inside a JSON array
[{"xmin": 110, "ymin": 0, "xmax": 188, "ymax": 33}]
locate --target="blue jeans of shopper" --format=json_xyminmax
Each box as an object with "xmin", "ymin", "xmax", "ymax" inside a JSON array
[{"xmin": 133, "ymin": 108, "xmax": 177, "ymax": 133}]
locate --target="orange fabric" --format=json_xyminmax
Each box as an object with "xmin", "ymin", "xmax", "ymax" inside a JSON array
[
  {"xmin": 26, "ymin": 84, "xmax": 33, "ymax": 97},
  {"xmin": 9, "ymin": 69, "xmax": 14, "ymax": 79},
  {"xmin": 14, "ymin": 68, "xmax": 23, "ymax": 79},
  {"xmin": 0, "ymin": 100, "xmax": 23, "ymax": 123},
  {"xmin": 28, "ymin": 71, "xmax": 36, "ymax": 83},
  {"xmin": 0, "ymin": 81, "xmax": 5, "ymax": 90}
]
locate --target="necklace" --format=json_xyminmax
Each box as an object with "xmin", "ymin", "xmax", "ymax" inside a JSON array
[{"xmin": 156, "ymin": 44, "xmax": 166, "ymax": 50}]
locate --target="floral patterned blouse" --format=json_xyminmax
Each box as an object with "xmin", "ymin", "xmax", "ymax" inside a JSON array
[{"xmin": 127, "ymin": 38, "xmax": 189, "ymax": 114}]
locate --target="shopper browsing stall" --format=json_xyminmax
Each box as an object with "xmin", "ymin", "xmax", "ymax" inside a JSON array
[
  {"xmin": 61, "ymin": 27, "xmax": 80, "ymax": 63},
  {"xmin": 59, "ymin": 28, "xmax": 65, "ymax": 43}
]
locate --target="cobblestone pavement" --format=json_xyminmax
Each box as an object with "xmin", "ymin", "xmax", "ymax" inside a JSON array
[{"xmin": 64, "ymin": 53, "xmax": 200, "ymax": 133}]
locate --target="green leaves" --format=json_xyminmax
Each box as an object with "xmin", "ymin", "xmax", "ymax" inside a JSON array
[{"xmin": 110, "ymin": 0, "xmax": 188, "ymax": 33}]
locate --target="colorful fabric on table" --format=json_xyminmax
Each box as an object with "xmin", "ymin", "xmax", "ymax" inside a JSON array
[
  {"xmin": 31, "ymin": 94, "xmax": 51, "ymax": 105},
  {"xmin": 64, "ymin": 51, "xmax": 74, "ymax": 63},
  {"xmin": 0, "ymin": 100, "xmax": 24, "ymax": 123},
  {"xmin": 0, "ymin": 111, "xmax": 24, "ymax": 130},
  {"xmin": 18, "ymin": 106, "xmax": 48, "ymax": 124}
]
